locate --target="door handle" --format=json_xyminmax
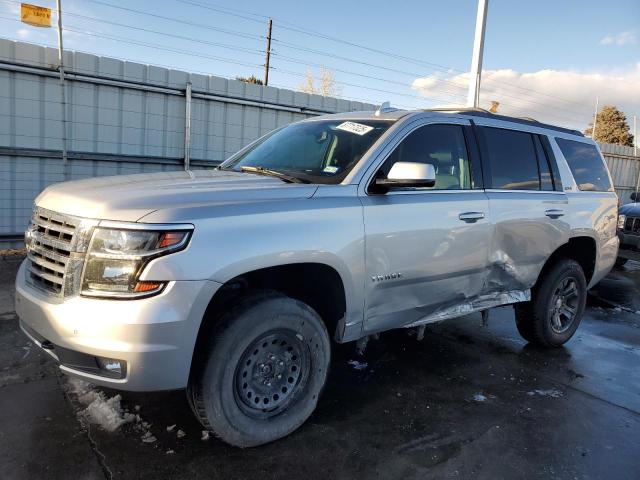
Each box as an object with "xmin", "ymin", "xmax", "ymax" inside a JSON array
[
  {"xmin": 545, "ymin": 209, "xmax": 565, "ymax": 219},
  {"xmin": 459, "ymin": 212, "xmax": 485, "ymax": 223}
]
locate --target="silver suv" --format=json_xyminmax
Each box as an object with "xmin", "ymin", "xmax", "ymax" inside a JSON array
[{"xmin": 15, "ymin": 107, "xmax": 619, "ymax": 447}]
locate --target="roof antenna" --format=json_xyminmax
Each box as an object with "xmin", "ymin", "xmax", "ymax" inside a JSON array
[{"xmin": 375, "ymin": 101, "xmax": 396, "ymax": 116}]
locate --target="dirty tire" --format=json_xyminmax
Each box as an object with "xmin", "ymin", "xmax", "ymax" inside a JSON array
[
  {"xmin": 188, "ymin": 291, "xmax": 330, "ymax": 447},
  {"xmin": 514, "ymin": 258, "xmax": 587, "ymax": 347},
  {"xmin": 614, "ymin": 257, "xmax": 628, "ymax": 268}
]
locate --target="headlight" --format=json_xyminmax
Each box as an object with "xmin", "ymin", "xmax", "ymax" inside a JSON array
[
  {"xmin": 81, "ymin": 226, "xmax": 192, "ymax": 299},
  {"xmin": 618, "ymin": 214, "xmax": 626, "ymax": 230}
]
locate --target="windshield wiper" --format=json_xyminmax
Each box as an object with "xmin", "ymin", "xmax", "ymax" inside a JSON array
[{"xmin": 240, "ymin": 166, "xmax": 308, "ymax": 184}]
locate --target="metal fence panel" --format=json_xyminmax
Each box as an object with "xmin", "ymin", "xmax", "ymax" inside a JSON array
[
  {"xmin": 2, "ymin": 39, "xmax": 638, "ymax": 248},
  {"xmin": 600, "ymin": 143, "xmax": 639, "ymax": 204},
  {"xmin": 0, "ymin": 39, "xmax": 373, "ymax": 246}
]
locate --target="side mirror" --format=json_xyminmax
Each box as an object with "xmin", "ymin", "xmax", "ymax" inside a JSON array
[
  {"xmin": 631, "ymin": 192, "xmax": 639, "ymax": 202},
  {"xmin": 375, "ymin": 162, "xmax": 436, "ymax": 190}
]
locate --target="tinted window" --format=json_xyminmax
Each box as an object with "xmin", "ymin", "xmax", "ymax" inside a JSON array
[
  {"xmin": 555, "ymin": 138, "xmax": 613, "ymax": 192},
  {"xmin": 482, "ymin": 127, "xmax": 540, "ymax": 190},
  {"xmin": 533, "ymin": 135, "xmax": 554, "ymax": 191},
  {"xmin": 382, "ymin": 124, "xmax": 472, "ymax": 190}
]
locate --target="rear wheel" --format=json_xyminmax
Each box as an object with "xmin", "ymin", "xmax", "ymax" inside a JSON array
[
  {"xmin": 188, "ymin": 291, "xmax": 330, "ymax": 447},
  {"xmin": 515, "ymin": 258, "xmax": 587, "ymax": 347}
]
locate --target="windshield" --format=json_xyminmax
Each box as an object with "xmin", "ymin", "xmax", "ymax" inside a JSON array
[{"xmin": 220, "ymin": 120, "xmax": 392, "ymax": 184}]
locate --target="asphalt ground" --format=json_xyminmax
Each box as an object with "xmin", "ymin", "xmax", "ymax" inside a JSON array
[{"xmin": 1, "ymin": 253, "xmax": 639, "ymax": 479}]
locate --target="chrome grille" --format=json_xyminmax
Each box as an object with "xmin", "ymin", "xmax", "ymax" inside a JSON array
[
  {"xmin": 25, "ymin": 207, "xmax": 97, "ymax": 297},
  {"xmin": 623, "ymin": 216, "xmax": 639, "ymax": 235}
]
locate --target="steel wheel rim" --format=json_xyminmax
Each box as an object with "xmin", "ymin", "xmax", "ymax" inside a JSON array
[
  {"xmin": 234, "ymin": 329, "xmax": 310, "ymax": 419},
  {"xmin": 549, "ymin": 276, "xmax": 580, "ymax": 334}
]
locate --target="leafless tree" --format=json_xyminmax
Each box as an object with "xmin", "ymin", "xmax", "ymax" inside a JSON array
[{"xmin": 298, "ymin": 68, "xmax": 342, "ymax": 97}]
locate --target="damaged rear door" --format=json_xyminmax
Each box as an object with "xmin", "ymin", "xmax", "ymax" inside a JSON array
[
  {"xmin": 360, "ymin": 120, "xmax": 492, "ymax": 334},
  {"xmin": 474, "ymin": 125, "xmax": 570, "ymax": 292}
]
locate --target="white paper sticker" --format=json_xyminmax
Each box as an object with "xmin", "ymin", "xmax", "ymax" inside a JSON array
[
  {"xmin": 323, "ymin": 166, "xmax": 339, "ymax": 174},
  {"xmin": 335, "ymin": 121, "xmax": 374, "ymax": 136}
]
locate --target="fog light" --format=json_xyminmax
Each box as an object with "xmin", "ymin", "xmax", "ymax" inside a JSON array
[{"xmin": 97, "ymin": 357, "xmax": 126, "ymax": 379}]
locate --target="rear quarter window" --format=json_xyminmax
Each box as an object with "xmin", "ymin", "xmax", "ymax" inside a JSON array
[{"xmin": 555, "ymin": 138, "xmax": 613, "ymax": 192}]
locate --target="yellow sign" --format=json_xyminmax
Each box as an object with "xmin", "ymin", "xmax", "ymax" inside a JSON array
[{"xmin": 21, "ymin": 3, "xmax": 52, "ymax": 28}]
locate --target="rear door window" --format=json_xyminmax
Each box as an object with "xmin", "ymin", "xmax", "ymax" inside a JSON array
[
  {"xmin": 480, "ymin": 127, "xmax": 540, "ymax": 190},
  {"xmin": 555, "ymin": 138, "xmax": 613, "ymax": 192}
]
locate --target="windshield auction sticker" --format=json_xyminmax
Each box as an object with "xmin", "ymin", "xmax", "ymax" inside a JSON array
[{"xmin": 335, "ymin": 121, "xmax": 374, "ymax": 136}]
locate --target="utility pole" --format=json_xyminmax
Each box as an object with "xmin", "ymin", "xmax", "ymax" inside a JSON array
[
  {"xmin": 634, "ymin": 114, "xmax": 639, "ymax": 201},
  {"xmin": 263, "ymin": 19, "xmax": 272, "ymax": 86},
  {"xmin": 56, "ymin": 0, "xmax": 68, "ymax": 166},
  {"xmin": 184, "ymin": 82, "xmax": 192, "ymax": 171},
  {"xmin": 467, "ymin": 0, "xmax": 488, "ymax": 108},
  {"xmin": 634, "ymin": 114, "xmax": 637, "ymax": 157},
  {"xmin": 591, "ymin": 97, "xmax": 599, "ymax": 139}
]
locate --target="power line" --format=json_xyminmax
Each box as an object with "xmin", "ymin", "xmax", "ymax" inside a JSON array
[
  {"xmin": 61, "ymin": 10, "xmax": 460, "ymax": 101},
  {"xmin": 0, "ymin": 7, "xmax": 593, "ymax": 126},
  {"xmin": 80, "ymin": 0, "xmax": 263, "ymax": 42},
  {"xmin": 6, "ymin": 0, "xmax": 598, "ymax": 114},
  {"xmin": 170, "ymin": 0, "xmax": 602, "ymax": 112},
  {"xmin": 44, "ymin": 0, "xmax": 597, "ymax": 115}
]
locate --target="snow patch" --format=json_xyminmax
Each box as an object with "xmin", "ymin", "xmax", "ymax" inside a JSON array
[
  {"xmin": 141, "ymin": 431, "xmax": 157, "ymax": 443},
  {"xmin": 347, "ymin": 359, "xmax": 368, "ymax": 370},
  {"xmin": 66, "ymin": 378, "xmax": 135, "ymax": 432},
  {"xmin": 473, "ymin": 394, "xmax": 487, "ymax": 402},
  {"xmin": 201, "ymin": 430, "xmax": 210, "ymax": 441},
  {"xmin": 527, "ymin": 388, "xmax": 563, "ymax": 398}
]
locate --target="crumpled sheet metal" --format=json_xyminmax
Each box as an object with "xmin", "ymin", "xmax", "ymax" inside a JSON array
[{"xmin": 403, "ymin": 289, "xmax": 531, "ymax": 328}]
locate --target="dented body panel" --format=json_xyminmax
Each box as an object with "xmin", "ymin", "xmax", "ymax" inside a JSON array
[
  {"xmin": 361, "ymin": 190, "xmax": 492, "ymax": 334},
  {"xmin": 484, "ymin": 191, "xmax": 570, "ymax": 293}
]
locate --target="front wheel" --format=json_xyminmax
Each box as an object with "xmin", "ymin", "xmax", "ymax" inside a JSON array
[
  {"xmin": 515, "ymin": 258, "xmax": 587, "ymax": 347},
  {"xmin": 188, "ymin": 291, "xmax": 330, "ymax": 447}
]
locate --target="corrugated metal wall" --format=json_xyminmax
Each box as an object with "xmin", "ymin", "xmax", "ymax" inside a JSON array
[
  {"xmin": 1, "ymin": 39, "xmax": 639, "ymax": 248},
  {"xmin": 0, "ymin": 39, "xmax": 373, "ymax": 245},
  {"xmin": 600, "ymin": 143, "xmax": 639, "ymax": 204}
]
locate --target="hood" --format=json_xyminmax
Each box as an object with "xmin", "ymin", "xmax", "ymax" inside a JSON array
[
  {"xmin": 620, "ymin": 202, "xmax": 640, "ymax": 216},
  {"xmin": 35, "ymin": 169, "xmax": 318, "ymax": 222}
]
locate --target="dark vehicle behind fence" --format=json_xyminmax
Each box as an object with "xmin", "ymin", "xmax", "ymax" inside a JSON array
[{"xmin": 617, "ymin": 192, "xmax": 640, "ymax": 266}]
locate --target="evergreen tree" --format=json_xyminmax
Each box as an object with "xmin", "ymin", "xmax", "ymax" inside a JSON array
[{"xmin": 584, "ymin": 105, "xmax": 634, "ymax": 146}]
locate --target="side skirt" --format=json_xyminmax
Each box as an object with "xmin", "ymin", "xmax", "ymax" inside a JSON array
[{"xmin": 403, "ymin": 289, "xmax": 531, "ymax": 328}]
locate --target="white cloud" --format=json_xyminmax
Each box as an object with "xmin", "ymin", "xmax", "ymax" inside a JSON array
[
  {"xmin": 411, "ymin": 65, "xmax": 640, "ymax": 131},
  {"xmin": 600, "ymin": 31, "xmax": 637, "ymax": 46}
]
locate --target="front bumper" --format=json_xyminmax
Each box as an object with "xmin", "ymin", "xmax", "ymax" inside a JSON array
[
  {"xmin": 618, "ymin": 232, "xmax": 640, "ymax": 261},
  {"xmin": 15, "ymin": 260, "xmax": 221, "ymax": 391},
  {"xmin": 619, "ymin": 231, "xmax": 640, "ymax": 249}
]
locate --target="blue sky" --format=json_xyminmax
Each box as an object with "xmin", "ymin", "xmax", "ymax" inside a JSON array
[{"xmin": 1, "ymin": 0, "xmax": 639, "ymax": 130}]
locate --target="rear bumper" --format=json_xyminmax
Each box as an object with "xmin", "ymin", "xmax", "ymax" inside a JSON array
[{"xmin": 15, "ymin": 260, "xmax": 221, "ymax": 391}]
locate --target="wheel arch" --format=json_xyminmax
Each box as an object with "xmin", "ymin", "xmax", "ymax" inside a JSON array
[
  {"xmin": 536, "ymin": 236, "xmax": 597, "ymax": 287},
  {"xmin": 189, "ymin": 262, "xmax": 349, "ymax": 379}
]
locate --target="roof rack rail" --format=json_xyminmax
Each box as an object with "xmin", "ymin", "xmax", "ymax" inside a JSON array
[{"xmin": 421, "ymin": 107, "xmax": 583, "ymax": 137}]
